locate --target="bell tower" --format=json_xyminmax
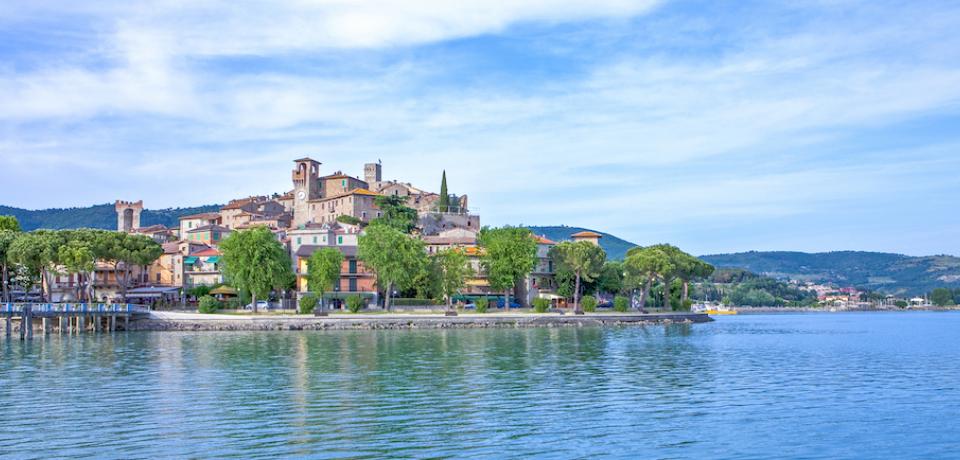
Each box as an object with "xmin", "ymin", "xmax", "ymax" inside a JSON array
[
  {"xmin": 115, "ymin": 200, "xmax": 143, "ymax": 233},
  {"xmin": 292, "ymin": 158, "xmax": 321, "ymax": 227},
  {"xmin": 364, "ymin": 161, "xmax": 382, "ymax": 190}
]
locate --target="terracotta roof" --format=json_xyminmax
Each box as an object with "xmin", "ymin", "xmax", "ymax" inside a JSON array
[
  {"xmin": 309, "ymin": 188, "xmax": 381, "ymax": 202},
  {"xmin": 191, "ymin": 248, "xmax": 221, "ymax": 257},
  {"xmin": 187, "ymin": 224, "xmax": 231, "ymax": 234},
  {"xmin": 162, "ymin": 242, "xmax": 180, "ymax": 254},
  {"xmin": 571, "ymin": 231, "xmax": 603, "ymax": 238},
  {"xmin": 422, "ymin": 236, "xmax": 477, "ymax": 245},
  {"xmin": 534, "ymin": 235, "xmax": 557, "ymax": 245},
  {"xmin": 295, "ymin": 244, "xmax": 358, "ymax": 258},
  {"xmin": 179, "ymin": 212, "xmax": 221, "ymax": 221}
]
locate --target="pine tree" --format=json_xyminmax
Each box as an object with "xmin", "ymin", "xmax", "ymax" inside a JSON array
[{"xmin": 438, "ymin": 170, "xmax": 450, "ymax": 212}]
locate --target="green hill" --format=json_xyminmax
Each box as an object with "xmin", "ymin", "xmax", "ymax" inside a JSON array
[
  {"xmin": 526, "ymin": 226, "xmax": 638, "ymax": 260},
  {"xmin": 0, "ymin": 203, "xmax": 222, "ymax": 231},
  {"xmin": 700, "ymin": 251, "xmax": 960, "ymax": 296}
]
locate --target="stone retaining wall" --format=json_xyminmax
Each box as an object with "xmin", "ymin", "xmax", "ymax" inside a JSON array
[{"xmin": 128, "ymin": 313, "xmax": 712, "ymax": 332}]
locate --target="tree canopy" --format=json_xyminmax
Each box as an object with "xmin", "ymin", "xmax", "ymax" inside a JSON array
[
  {"xmin": 372, "ymin": 195, "xmax": 419, "ymax": 234},
  {"xmin": 549, "ymin": 241, "xmax": 606, "ymax": 313},
  {"xmin": 358, "ymin": 223, "xmax": 426, "ymax": 310},
  {"xmin": 478, "ymin": 226, "xmax": 538, "ymax": 308},
  {"xmin": 219, "ymin": 226, "xmax": 293, "ymax": 312},
  {"xmin": 434, "ymin": 249, "xmax": 470, "ymax": 308},
  {"xmin": 307, "ymin": 247, "xmax": 344, "ymax": 311}
]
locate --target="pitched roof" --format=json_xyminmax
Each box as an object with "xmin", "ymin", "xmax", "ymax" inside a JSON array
[
  {"xmin": 190, "ymin": 248, "xmax": 221, "ymax": 257},
  {"xmin": 571, "ymin": 231, "xmax": 603, "ymax": 238},
  {"xmin": 422, "ymin": 236, "xmax": 477, "ymax": 245},
  {"xmin": 295, "ymin": 244, "xmax": 358, "ymax": 258},
  {"xmin": 179, "ymin": 212, "xmax": 221, "ymax": 221},
  {"xmin": 309, "ymin": 188, "xmax": 381, "ymax": 202},
  {"xmin": 187, "ymin": 224, "xmax": 231, "ymax": 234},
  {"xmin": 534, "ymin": 235, "xmax": 557, "ymax": 245},
  {"xmin": 162, "ymin": 242, "xmax": 180, "ymax": 254}
]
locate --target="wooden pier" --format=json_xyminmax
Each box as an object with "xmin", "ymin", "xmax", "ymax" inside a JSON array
[{"xmin": 2, "ymin": 303, "xmax": 151, "ymax": 340}]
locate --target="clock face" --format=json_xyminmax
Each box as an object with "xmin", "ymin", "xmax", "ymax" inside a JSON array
[{"xmin": 297, "ymin": 191, "xmax": 306, "ymax": 200}]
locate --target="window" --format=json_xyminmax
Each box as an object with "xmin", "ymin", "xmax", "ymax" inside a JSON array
[
  {"xmin": 349, "ymin": 278, "xmax": 357, "ymax": 292},
  {"xmin": 312, "ymin": 236, "xmax": 317, "ymax": 244},
  {"xmin": 296, "ymin": 237, "xmax": 301, "ymax": 245},
  {"xmin": 349, "ymin": 260, "xmax": 357, "ymax": 274},
  {"xmin": 156, "ymin": 273, "xmax": 161, "ymax": 282},
  {"xmin": 342, "ymin": 179, "xmax": 346, "ymax": 187},
  {"xmin": 338, "ymin": 236, "xmax": 343, "ymax": 245}
]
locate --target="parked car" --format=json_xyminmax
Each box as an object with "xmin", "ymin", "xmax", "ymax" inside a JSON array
[
  {"xmin": 496, "ymin": 299, "xmax": 522, "ymax": 309},
  {"xmin": 244, "ymin": 301, "xmax": 273, "ymax": 311}
]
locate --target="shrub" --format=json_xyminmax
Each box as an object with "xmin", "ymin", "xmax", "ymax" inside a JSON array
[
  {"xmin": 475, "ymin": 296, "xmax": 488, "ymax": 314},
  {"xmin": 198, "ymin": 295, "xmax": 220, "ymax": 314},
  {"xmin": 532, "ymin": 298, "xmax": 550, "ymax": 313},
  {"xmin": 299, "ymin": 294, "xmax": 319, "ymax": 315},
  {"xmin": 614, "ymin": 296, "xmax": 629, "ymax": 312},
  {"xmin": 189, "ymin": 285, "xmax": 212, "ymax": 299},
  {"xmin": 894, "ymin": 300, "xmax": 909, "ymax": 309},
  {"xmin": 392, "ymin": 298, "xmax": 444, "ymax": 307},
  {"xmin": 347, "ymin": 295, "xmax": 364, "ymax": 313},
  {"xmin": 581, "ymin": 296, "xmax": 598, "ymax": 313}
]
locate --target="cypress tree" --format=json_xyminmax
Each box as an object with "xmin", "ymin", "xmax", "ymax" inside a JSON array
[{"xmin": 438, "ymin": 170, "xmax": 450, "ymax": 212}]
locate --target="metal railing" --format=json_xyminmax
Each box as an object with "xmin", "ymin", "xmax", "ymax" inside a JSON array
[{"xmin": 1, "ymin": 303, "xmax": 151, "ymax": 314}]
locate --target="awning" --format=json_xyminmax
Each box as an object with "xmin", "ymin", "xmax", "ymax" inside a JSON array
[
  {"xmin": 465, "ymin": 279, "xmax": 490, "ymax": 287},
  {"xmin": 209, "ymin": 285, "xmax": 237, "ymax": 295},
  {"xmin": 184, "ymin": 256, "xmax": 198, "ymax": 264},
  {"xmin": 537, "ymin": 293, "xmax": 564, "ymax": 300},
  {"xmin": 205, "ymin": 256, "xmax": 221, "ymax": 264}
]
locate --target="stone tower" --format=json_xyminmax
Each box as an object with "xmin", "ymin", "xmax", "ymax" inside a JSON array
[
  {"xmin": 115, "ymin": 200, "xmax": 143, "ymax": 233},
  {"xmin": 364, "ymin": 161, "xmax": 382, "ymax": 190},
  {"xmin": 292, "ymin": 158, "xmax": 321, "ymax": 228}
]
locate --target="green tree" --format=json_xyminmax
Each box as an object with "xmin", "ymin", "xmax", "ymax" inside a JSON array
[
  {"xmin": 438, "ymin": 170, "xmax": 450, "ymax": 212},
  {"xmin": 623, "ymin": 246, "xmax": 674, "ymax": 311},
  {"xmin": 307, "ymin": 248, "xmax": 344, "ymax": 313},
  {"xmin": 931, "ymin": 288, "xmax": 954, "ymax": 307},
  {"xmin": 106, "ymin": 232, "xmax": 163, "ymax": 302},
  {"xmin": 478, "ymin": 226, "xmax": 538, "ymax": 309},
  {"xmin": 0, "ymin": 215, "xmax": 21, "ymax": 232},
  {"xmin": 198, "ymin": 295, "xmax": 220, "ymax": 314},
  {"xmin": 597, "ymin": 261, "xmax": 624, "ymax": 295},
  {"xmin": 550, "ymin": 241, "xmax": 606, "ymax": 314},
  {"xmin": 358, "ymin": 223, "xmax": 426, "ymax": 310},
  {"xmin": 0, "ymin": 227, "xmax": 21, "ymax": 302},
  {"xmin": 373, "ymin": 195, "xmax": 419, "ymax": 234},
  {"xmin": 7, "ymin": 230, "xmax": 65, "ymax": 302},
  {"xmin": 219, "ymin": 226, "xmax": 293, "ymax": 313},
  {"xmin": 58, "ymin": 239, "xmax": 96, "ymax": 302},
  {"xmin": 434, "ymin": 249, "xmax": 470, "ymax": 309}
]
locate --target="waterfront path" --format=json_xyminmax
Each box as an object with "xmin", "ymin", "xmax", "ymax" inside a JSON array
[{"xmin": 134, "ymin": 311, "xmax": 712, "ymax": 331}]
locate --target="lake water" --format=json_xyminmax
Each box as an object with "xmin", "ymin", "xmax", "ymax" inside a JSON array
[{"xmin": 2, "ymin": 313, "xmax": 959, "ymax": 459}]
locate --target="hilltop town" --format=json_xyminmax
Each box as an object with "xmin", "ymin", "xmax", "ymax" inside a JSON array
[{"xmin": 36, "ymin": 157, "xmax": 604, "ymax": 308}]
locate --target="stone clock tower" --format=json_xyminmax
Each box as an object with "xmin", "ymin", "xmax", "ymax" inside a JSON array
[{"xmin": 292, "ymin": 158, "xmax": 321, "ymax": 228}]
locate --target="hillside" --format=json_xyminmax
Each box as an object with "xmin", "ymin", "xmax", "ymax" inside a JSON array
[
  {"xmin": 0, "ymin": 203, "xmax": 222, "ymax": 231},
  {"xmin": 700, "ymin": 251, "xmax": 960, "ymax": 296},
  {"xmin": 526, "ymin": 226, "xmax": 638, "ymax": 260}
]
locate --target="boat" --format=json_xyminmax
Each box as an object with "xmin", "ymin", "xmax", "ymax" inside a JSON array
[{"xmin": 706, "ymin": 307, "xmax": 738, "ymax": 315}]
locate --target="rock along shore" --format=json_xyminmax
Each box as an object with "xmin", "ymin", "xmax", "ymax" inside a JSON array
[{"xmin": 129, "ymin": 311, "xmax": 713, "ymax": 331}]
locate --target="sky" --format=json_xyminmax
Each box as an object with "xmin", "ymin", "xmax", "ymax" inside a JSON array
[{"xmin": 1, "ymin": 0, "xmax": 959, "ymax": 256}]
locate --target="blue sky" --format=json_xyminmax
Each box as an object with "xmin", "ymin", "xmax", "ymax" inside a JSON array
[{"xmin": 1, "ymin": 0, "xmax": 959, "ymax": 256}]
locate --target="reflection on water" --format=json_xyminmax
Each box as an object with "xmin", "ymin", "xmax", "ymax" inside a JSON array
[{"xmin": 2, "ymin": 313, "xmax": 959, "ymax": 459}]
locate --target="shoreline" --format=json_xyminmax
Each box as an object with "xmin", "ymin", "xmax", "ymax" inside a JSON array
[{"xmin": 127, "ymin": 311, "xmax": 713, "ymax": 331}]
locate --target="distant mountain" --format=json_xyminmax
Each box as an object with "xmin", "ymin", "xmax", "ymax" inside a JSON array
[
  {"xmin": 700, "ymin": 251, "xmax": 960, "ymax": 296},
  {"xmin": 526, "ymin": 226, "xmax": 638, "ymax": 260},
  {"xmin": 0, "ymin": 203, "xmax": 222, "ymax": 231}
]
